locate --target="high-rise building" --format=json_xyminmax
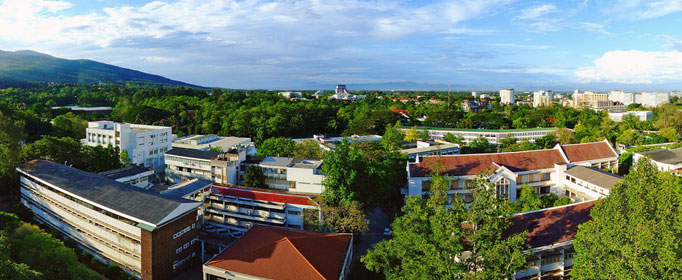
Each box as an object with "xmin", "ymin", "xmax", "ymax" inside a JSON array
[
  {"xmin": 608, "ymin": 90, "xmax": 635, "ymax": 105},
  {"xmin": 84, "ymin": 121, "xmax": 172, "ymax": 169},
  {"xmin": 641, "ymin": 92, "xmax": 670, "ymax": 108},
  {"xmin": 500, "ymin": 88, "xmax": 515, "ymax": 105},
  {"xmin": 533, "ymin": 90, "xmax": 554, "ymax": 107}
]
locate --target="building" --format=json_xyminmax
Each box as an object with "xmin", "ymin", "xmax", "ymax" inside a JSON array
[
  {"xmin": 240, "ymin": 156, "xmax": 325, "ymax": 194},
  {"xmin": 398, "ymin": 126, "xmax": 557, "ymax": 145},
  {"xmin": 84, "ymin": 121, "xmax": 172, "ymax": 169},
  {"xmin": 505, "ymin": 201, "xmax": 595, "ymax": 279},
  {"xmin": 641, "ymin": 92, "xmax": 670, "ymax": 108},
  {"xmin": 294, "ymin": 134, "xmax": 382, "ymax": 151},
  {"xmin": 17, "ymin": 160, "xmax": 201, "ymax": 279},
  {"xmin": 608, "ymin": 111, "xmax": 652, "ymax": 122},
  {"xmin": 554, "ymin": 164, "xmax": 622, "ymax": 200},
  {"xmin": 165, "ymin": 147, "xmax": 245, "ymax": 185},
  {"xmin": 608, "ymin": 90, "xmax": 635, "ymax": 105},
  {"xmin": 277, "ymin": 91, "xmax": 303, "ymax": 99},
  {"xmin": 405, "ymin": 140, "xmax": 619, "ymax": 202},
  {"xmin": 401, "ymin": 141, "xmax": 460, "ymax": 163},
  {"xmin": 201, "ymin": 185, "xmax": 320, "ymax": 233},
  {"xmin": 500, "ymin": 88, "xmax": 515, "ymax": 105},
  {"xmin": 203, "ymin": 225, "xmax": 352, "ymax": 280},
  {"xmin": 462, "ymin": 99, "xmax": 492, "ymax": 112},
  {"xmin": 172, "ymin": 134, "xmax": 256, "ymax": 155},
  {"xmin": 98, "ymin": 165, "xmax": 155, "ymax": 189},
  {"xmin": 634, "ymin": 147, "xmax": 682, "ymax": 176},
  {"xmin": 572, "ymin": 91, "xmax": 608, "ymax": 107},
  {"xmin": 533, "ymin": 90, "xmax": 554, "ymax": 107},
  {"xmin": 335, "ymin": 85, "xmax": 348, "ymax": 95}
]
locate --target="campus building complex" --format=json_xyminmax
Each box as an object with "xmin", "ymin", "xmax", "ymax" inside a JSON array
[
  {"xmin": 634, "ymin": 147, "xmax": 682, "ymax": 177},
  {"xmin": 203, "ymin": 225, "xmax": 352, "ymax": 280},
  {"xmin": 84, "ymin": 121, "xmax": 172, "ymax": 169},
  {"xmin": 172, "ymin": 134, "xmax": 257, "ymax": 155},
  {"xmin": 399, "ymin": 126, "xmax": 557, "ymax": 145},
  {"xmin": 165, "ymin": 147, "xmax": 246, "ymax": 185},
  {"xmin": 240, "ymin": 156, "xmax": 325, "ymax": 194},
  {"xmin": 406, "ymin": 140, "xmax": 619, "ymax": 202},
  {"xmin": 17, "ymin": 160, "xmax": 201, "ymax": 279}
]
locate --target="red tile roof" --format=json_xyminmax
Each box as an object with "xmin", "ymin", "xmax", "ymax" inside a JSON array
[
  {"xmin": 205, "ymin": 225, "xmax": 352, "ymax": 280},
  {"xmin": 560, "ymin": 141, "xmax": 617, "ymax": 163},
  {"xmin": 410, "ymin": 149, "xmax": 567, "ymax": 177},
  {"xmin": 211, "ymin": 185, "xmax": 315, "ymax": 206},
  {"xmin": 503, "ymin": 201, "xmax": 595, "ymax": 249}
]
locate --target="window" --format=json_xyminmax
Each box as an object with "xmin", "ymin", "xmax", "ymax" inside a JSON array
[
  {"xmin": 287, "ymin": 210, "xmax": 301, "ymax": 216},
  {"xmin": 422, "ymin": 180, "xmax": 431, "ymax": 192},
  {"xmin": 541, "ymin": 254, "xmax": 561, "ymax": 265},
  {"xmin": 495, "ymin": 178, "xmax": 510, "ymax": 199},
  {"xmin": 206, "ymin": 274, "xmax": 227, "ymax": 280}
]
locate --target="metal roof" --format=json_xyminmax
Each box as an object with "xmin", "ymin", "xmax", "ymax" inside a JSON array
[
  {"xmin": 166, "ymin": 147, "xmax": 222, "ymax": 160},
  {"xmin": 638, "ymin": 148, "xmax": 682, "ymax": 165},
  {"xmin": 17, "ymin": 160, "xmax": 200, "ymax": 227},
  {"xmin": 565, "ymin": 165, "xmax": 622, "ymax": 190},
  {"xmin": 162, "ymin": 179, "xmax": 213, "ymax": 198},
  {"xmin": 98, "ymin": 165, "xmax": 153, "ymax": 180}
]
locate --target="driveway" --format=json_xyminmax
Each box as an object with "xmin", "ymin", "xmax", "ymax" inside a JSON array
[{"xmin": 353, "ymin": 207, "xmax": 391, "ymax": 261}]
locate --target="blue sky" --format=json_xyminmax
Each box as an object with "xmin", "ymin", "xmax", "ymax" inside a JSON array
[{"xmin": 2, "ymin": 0, "xmax": 682, "ymax": 91}]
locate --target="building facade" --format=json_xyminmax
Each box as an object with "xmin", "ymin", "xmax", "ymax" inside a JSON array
[
  {"xmin": 84, "ymin": 121, "xmax": 172, "ymax": 169},
  {"xmin": 401, "ymin": 141, "xmax": 460, "ymax": 163},
  {"xmin": 406, "ymin": 140, "xmax": 619, "ymax": 203},
  {"xmin": 641, "ymin": 92, "xmax": 670, "ymax": 108},
  {"xmin": 634, "ymin": 147, "xmax": 682, "ymax": 177},
  {"xmin": 98, "ymin": 165, "xmax": 155, "ymax": 189},
  {"xmin": 398, "ymin": 126, "xmax": 557, "ymax": 145},
  {"xmin": 609, "ymin": 90, "xmax": 635, "ymax": 105},
  {"xmin": 172, "ymin": 134, "xmax": 256, "ymax": 155},
  {"xmin": 533, "ymin": 90, "xmax": 554, "ymax": 107},
  {"xmin": 500, "ymin": 88, "xmax": 515, "ymax": 105},
  {"xmin": 240, "ymin": 156, "xmax": 325, "ymax": 194},
  {"xmin": 165, "ymin": 147, "xmax": 245, "ymax": 185},
  {"xmin": 607, "ymin": 111, "xmax": 652, "ymax": 122},
  {"xmin": 17, "ymin": 160, "xmax": 201, "ymax": 280}
]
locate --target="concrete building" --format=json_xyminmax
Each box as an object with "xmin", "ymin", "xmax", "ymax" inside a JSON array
[
  {"xmin": 500, "ymin": 88, "xmax": 515, "ymax": 105},
  {"xmin": 405, "ymin": 140, "xmax": 619, "ymax": 202},
  {"xmin": 572, "ymin": 91, "xmax": 609, "ymax": 108},
  {"xmin": 84, "ymin": 121, "xmax": 172, "ymax": 169},
  {"xmin": 277, "ymin": 91, "xmax": 303, "ymax": 99},
  {"xmin": 401, "ymin": 141, "xmax": 460, "ymax": 163},
  {"xmin": 634, "ymin": 147, "xmax": 682, "ymax": 177},
  {"xmin": 240, "ymin": 156, "xmax": 325, "ymax": 194},
  {"xmin": 506, "ymin": 201, "xmax": 595, "ymax": 279},
  {"xmin": 17, "ymin": 160, "xmax": 201, "ymax": 279},
  {"xmin": 335, "ymin": 85, "xmax": 348, "ymax": 95},
  {"xmin": 462, "ymin": 99, "xmax": 492, "ymax": 112},
  {"xmin": 172, "ymin": 134, "xmax": 256, "ymax": 155},
  {"xmin": 641, "ymin": 92, "xmax": 670, "ymax": 108},
  {"xmin": 608, "ymin": 90, "xmax": 635, "ymax": 105},
  {"xmin": 533, "ymin": 90, "xmax": 554, "ymax": 107},
  {"xmin": 98, "ymin": 165, "xmax": 155, "ymax": 189},
  {"xmin": 203, "ymin": 225, "xmax": 352, "ymax": 280},
  {"xmin": 608, "ymin": 111, "xmax": 652, "ymax": 122},
  {"xmin": 165, "ymin": 147, "xmax": 245, "ymax": 185},
  {"xmin": 398, "ymin": 126, "xmax": 557, "ymax": 145},
  {"xmin": 294, "ymin": 134, "xmax": 382, "ymax": 151}
]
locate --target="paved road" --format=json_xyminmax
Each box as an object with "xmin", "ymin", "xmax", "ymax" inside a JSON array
[{"xmin": 353, "ymin": 207, "xmax": 391, "ymax": 261}]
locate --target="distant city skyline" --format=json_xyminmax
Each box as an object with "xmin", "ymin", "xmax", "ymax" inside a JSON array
[{"xmin": 2, "ymin": 0, "xmax": 682, "ymax": 90}]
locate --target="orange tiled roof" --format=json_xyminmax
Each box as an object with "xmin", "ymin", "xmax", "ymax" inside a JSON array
[
  {"xmin": 560, "ymin": 141, "xmax": 617, "ymax": 162},
  {"xmin": 504, "ymin": 201, "xmax": 595, "ymax": 248},
  {"xmin": 205, "ymin": 226, "xmax": 351, "ymax": 280}
]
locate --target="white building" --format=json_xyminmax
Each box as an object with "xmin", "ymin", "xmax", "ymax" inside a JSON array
[
  {"xmin": 398, "ymin": 126, "xmax": 557, "ymax": 145},
  {"xmin": 401, "ymin": 141, "xmax": 460, "ymax": 163},
  {"xmin": 533, "ymin": 90, "xmax": 554, "ymax": 107},
  {"xmin": 634, "ymin": 147, "xmax": 682, "ymax": 177},
  {"xmin": 84, "ymin": 121, "xmax": 172, "ymax": 169},
  {"xmin": 641, "ymin": 92, "xmax": 670, "ymax": 108},
  {"xmin": 608, "ymin": 90, "xmax": 635, "ymax": 105},
  {"xmin": 277, "ymin": 91, "xmax": 303, "ymax": 99},
  {"xmin": 405, "ymin": 140, "xmax": 620, "ymax": 203},
  {"xmin": 172, "ymin": 134, "xmax": 256, "ymax": 155},
  {"xmin": 165, "ymin": 147, "xmax": 245, "ymax": 185},
  {"xmin": 240, "ymin": 156, "xmax": 325, "ymax": 194},
  {"xmin": 608, "ymin": 111, "xmax": 652, "ymax": 122},
  {"xmin": 500, "ymin": 88, "xmax": 515, "ymax": 105}
]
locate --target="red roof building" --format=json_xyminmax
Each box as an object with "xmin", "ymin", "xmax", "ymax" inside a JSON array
[{"xmin": 203, "ymin": 225, "xmax": 353, "ymax": 280}]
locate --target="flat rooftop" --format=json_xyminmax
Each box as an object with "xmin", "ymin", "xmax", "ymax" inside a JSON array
[
  {"xmin": 166, "ymin": 147, "xmax": 223, "ymax": 160},
  {"xmin": 98, "ymin": 165, "xmax": 153, "ymax": 180},
  {"xmin": 18, "ymin": 160, "xmax": 200, "ymax": 227},
  {"xmin": 399, "ymin": 126, "xmax": 557, "ymax": 133},
  {"xmin": 637, "ymin": 148, "xmax": 682, "ymax": 165},
  {"xmin": 565, "ymin": 165, "xmax": 622, "ymax": 190}
]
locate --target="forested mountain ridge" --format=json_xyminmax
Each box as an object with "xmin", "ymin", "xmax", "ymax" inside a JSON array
[{"xmin": 0, "ymin": 50, "xmax": 197, "ymax": 87}]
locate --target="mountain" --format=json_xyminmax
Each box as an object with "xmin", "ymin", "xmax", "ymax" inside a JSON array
[{"xmin": 0, "ymin": 50, "xmax": 197, "ymax": 87}]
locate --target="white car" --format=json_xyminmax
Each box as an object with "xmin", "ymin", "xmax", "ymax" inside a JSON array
[{"xmin": 383, "ymin": 227, "xmax": 390, "ymax": 236}]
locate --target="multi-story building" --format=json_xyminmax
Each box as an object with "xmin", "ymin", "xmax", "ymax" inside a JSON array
[
  {"xmin": 506, "ymin": 201, "xmax": 595, "ymax": 279},
  {"xmin": 462, "ymin": 99, "xmax": 492, "ymax": 112},
  {"xmin": 172, "ymin": 134, "xmax": 256, "ymax": 155},
  {"xmin": 500, "ymin": 88, "xmax": 515, "ymax": 105},
  {"xmin": 240, "ymin": 156, "xmax": 325, "ymax": 194},
  {"xmin": 84, "ymin": 121, "xmax": 172, "ymax": 169},
  {"xmin": 608, "ymin": 90, "xmax": 635, "ymax": 105},
  {"xmin": 165, "ymin": 147, "xmax": 245, "ymax": 185},
  {"xmin": 608, "ymin": 111, "xmax": 652, "ymax": 122},
  {"xmin": 634, "ymin": 147, "xmax": 682, "ymax": 177},
  {"xmin": 98, "ymin": 165, "xmax": 155, "ymax": 189},
  {"xmin": 572, "ymin": 91, "xmax": 608, "ymax": 107},
  {"xmin": 401, "ymin": 141, "xmax": 460, "ymax": 163},
  {"xmin": 533, "ymin": 90, "xmax": 554, "ymax": 107},
  {"xmin": 17, "ymin": 160, "xmax": 201, "ymax": 279},
  {"xmin": 398, "ymin": 126, "xmax": 557, "ymax": 145},
  {"xmin": 405, "ymin": 140, "xmax": 619, "ymax": 202},
  {"xmin": 641, "ymin": 92, "xmax": 670, "ymax": 108},
  {"xmin": 203, "ymin": 225, "xmax": 352, "ymax": 280}
]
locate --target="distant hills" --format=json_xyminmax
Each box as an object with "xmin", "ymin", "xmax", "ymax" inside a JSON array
[{"xmin": 0, "ymin": 50, "xmax": 197, "ymax": 87}]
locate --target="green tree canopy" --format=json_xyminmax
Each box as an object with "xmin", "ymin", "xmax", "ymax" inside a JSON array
[
  {"xmin": 243, "ymin": 165, "xmax": 267, "ymax": 189},
  {"xmin": 52, "ymin": 112, "xmax": 87, "ymax": 139},
  {"xmin": 293, "ymin": 139, "xmax": 325, "ymax": 159},
  {"xmin": 257, "ymin": 137, "xmax": 296, "ymax": 157}
]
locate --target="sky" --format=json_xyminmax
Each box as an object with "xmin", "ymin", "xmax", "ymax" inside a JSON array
[{"xmin": 2, "ymin": 0, "xmax": 682, "ymax": 91}]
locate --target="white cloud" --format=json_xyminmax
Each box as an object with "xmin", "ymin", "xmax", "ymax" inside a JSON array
[
  {"xmin": 576, "ymin": 50, "xmax": 682, "ymax": 84},
  {"xmin": 575, "ymin": 22, "xmax": 610, "ymax": 35},
  {"xmin": 658, "ymin": 35, "xmax": 682, "ymax": 51},
  {"xmin": 140, "ymin": 56, "xmax": 180, "ymax": 63},
  {"xmin": 516, "ymin": 4, "xmax": 557, "ymax": 20},
  {"xmin": 602, "ymin": 0, "xmax": 682, "ymax": 19}
]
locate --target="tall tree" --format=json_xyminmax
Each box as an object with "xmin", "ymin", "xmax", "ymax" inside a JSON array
[
  {"xmin": 516, "ymin": 184, "xmax": 543, "ymax": 212},
  {"xmin": 380, "ymin": 122, "xmax": 405, "ymax": 151},
  {"xmin": 243, "ymin": 166, "xmax": 267, "ymax": 189},
  {"xmin": 257, "ymin": 137, "xmax": 296, "ymax": 157},
  {"xmin": 292, "ymin": 139, "xmax": 325, "ymax": 159},
  {"xmin": 572, "ymin": 159, "xmax": 682, "ymax": 279},
  {"xmin": 52, "ymin": 112, "xmax": 87, "ymax": 139},
  {"xmin": 362, "ymin": 173, "xmax": 527, "ymax": 279}
]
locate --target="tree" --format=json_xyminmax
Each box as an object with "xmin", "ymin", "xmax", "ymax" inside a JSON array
[
  {"xmin": 380, "ymin": 122, "xmax": 404, "ymax": 151},
  {"xmin": 572, "ymin": 159, "xmax": 682, "ymax": 279},
  {"xmin": 318, "ymin": 199, "xmax": 369, "ymax": 234},
  {"xmin": 443, "ymin": 133, "xmax": 464, "ymax": 146},
  {"xmin": 499, "ymin": 134, "xmax": 518, "ymax": 150},
  {"xmin": 551, "ymin": 128, "xmax": 576, "ymax": 144},
  {"xmin": 243, "ymin": 166, "xmax": 267, "ymax": 189},
  {"xmin": 468, "ymin": 136, "xmax": 492, "ymax": 153},
  {"xmin": 535, "ymin": 134, "xmax": 558, "ymax": 149},
  {"xmin": 257, "ymin": 137, "xmax": 296, "ymax": 157},
  {"xmin": 362, "ymin": 173, "xmax": 527, "ymax": 279},
  {"xmin": 552, "ymin": 196, "xmax": 571, "ymax": 207},
  {"xmin": 293, "ymin": 139, "xmax": 324, "ymax": 159},
  {"xmin": 404, "ymin": 126, "xmax": 419, "ymax": 142},
  {"xmin": 119, "ymin": 149, "xmax": 131, "ymax": 166},
  {"xmin": 52, "ymin": 112, "xmax": 87, "ymax": 139},
  {"xmin": 516, "ymin": 184, "xmax": 543, "ymax": 212},
  {"xmin": 616, "ymin": 128, "xmax": 642, "ymax": 146},
  {"xmin": 659, "ymin": 127, "xmax": 680, "ymax": 142},
  {"xmin": 0, "ymin": 232, "xmax": 42, "ymax": 280}
]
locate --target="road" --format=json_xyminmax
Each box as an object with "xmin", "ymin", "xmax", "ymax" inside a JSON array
[{"xmin": 353, "ymin": 207, "xmax": 391, "ymax": 261}]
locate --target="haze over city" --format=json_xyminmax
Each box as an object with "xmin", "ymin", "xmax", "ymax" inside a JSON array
[{"xmin": 3, "ymin": 0, "xmax": 682, "ymax": 90}]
